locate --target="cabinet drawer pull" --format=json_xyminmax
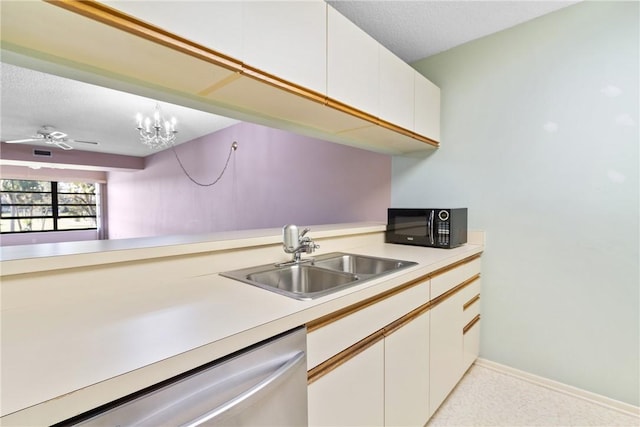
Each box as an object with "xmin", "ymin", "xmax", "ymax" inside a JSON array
[
  {"xmin": 463, "ymin": 294, "xmax": 480, "ymax": 311},
  {"xmin": 429, "ymin": 254, "xmax": 481, "ymax": 279},
  {"xmin": 307, "ymin": 330, "xmax": 384, "ymax": 384},
  {"xmin": 430, "ymin": 274, "xmax": 480, "ymax": 310},
  {"xmin": 463, "ymin": 315, "xmax": 481, "ymax": 334},
  {"xmin": 307, "ymin": 254, "xmax": 482, "ymax": 332},
  {"xmin": 307, "ymin": 276, "xmax": 428, "ymax": 332}
]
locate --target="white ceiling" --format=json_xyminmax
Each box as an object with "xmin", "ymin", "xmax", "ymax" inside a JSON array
[
  {"xmin": 1, "ymin": 1, "xmax": 579, "ymax": 158},
  {"xmin": 327, "ymin": 1, "xmax": 580, "ymax": 63},
  {"xmin": 0, "ymin": 63, "xmax": 239, "ymax": 158}
]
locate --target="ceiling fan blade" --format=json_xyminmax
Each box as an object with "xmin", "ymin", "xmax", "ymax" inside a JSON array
[
  {"xmin": 54, "ymin": 140, "xmax": 74, "ymax": 150},
  {"xmin": 70, "ymin": 139, "xmax": 99, "ymax": 145},
  {"xmin": 49, "ymin": 131, "xmax": 68, "ymax": 139},
  {"xmin": 4, "ymin": 138, "xmax": 41, "ymax": 144}
]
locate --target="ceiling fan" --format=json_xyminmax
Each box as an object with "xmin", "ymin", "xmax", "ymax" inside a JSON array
[{"xmin": 3, "ymin": 125, "xmax": 99, "ymax": 151}]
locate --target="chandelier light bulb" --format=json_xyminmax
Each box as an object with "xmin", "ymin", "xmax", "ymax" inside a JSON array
[{"xmin": 135, "ymin": 104, "xmax": 178, "ymax": 150}]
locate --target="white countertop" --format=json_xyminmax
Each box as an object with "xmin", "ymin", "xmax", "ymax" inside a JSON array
[
  {"xmin": 0, "ymin": 222, "xmax": 386, "ymax": 276},
  {"xmin": 0, "ymin": 226, "xmax": 483, "ymax": 425}
]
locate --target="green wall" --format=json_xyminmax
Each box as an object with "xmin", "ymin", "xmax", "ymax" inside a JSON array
[{"xmin": 393, "ymin": 1, "xmax": 639, "ymax": 405}]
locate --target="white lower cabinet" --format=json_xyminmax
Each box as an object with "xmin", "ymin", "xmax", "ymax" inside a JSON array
[
  {"xmin": 429, "ymin": 292, "xmax": 464, "ymax": 417},
  {"xmin": 308, "ymin": 313, "xmax": 430, "ymax": 427},
  {"xmin": 384, "ymin": 312, "xmax": 430, "ymax": 427},
  {"xmin": 463, "ymin": 318, "xmax": 481, "ymax": 370},
  {"xmin": 429, "ymin": 269, "xmax": 482, "ymax": 417},
  {"xmin": 461, "ymin": 281, "xmax": 482, "ymax": 372},
  {"xmin": 308, "ymin": 338, "xmax": 384, "ymax": 427},
  {"xmin": 307, "ymin": 255, "xmax": 482, "ymax": 426}
]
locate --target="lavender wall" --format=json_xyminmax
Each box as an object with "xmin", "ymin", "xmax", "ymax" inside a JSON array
[{"xmin": 107, "ymin": 123, "xmax": 391, "ymax": 239}]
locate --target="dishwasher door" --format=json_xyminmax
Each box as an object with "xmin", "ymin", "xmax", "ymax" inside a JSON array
[{"xmin": 72, "ymin": 327, "xmax": 307, "ymax": 427}]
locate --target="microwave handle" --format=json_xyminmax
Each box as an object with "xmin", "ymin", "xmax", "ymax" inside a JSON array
[{"xmin": 428, "ymin": 210, "xmax": 434, "ymax": 245}]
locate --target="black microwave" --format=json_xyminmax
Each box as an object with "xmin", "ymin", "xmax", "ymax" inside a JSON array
[{"xmin": 386, "ymin": 208, "xmax": 468, "ymax": 249}]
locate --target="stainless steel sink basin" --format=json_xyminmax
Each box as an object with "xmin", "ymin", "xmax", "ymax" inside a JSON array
[
  {"xmin": 313, "ymin": 253, "xmax": 414, "ymax": 276},
  {"xmin": 247, "ymin": 265, "xmax": 358, "ymax": 296},
  {"xmin": 220, "ymin": 252, "xmax": 417, "ymax": 300}
]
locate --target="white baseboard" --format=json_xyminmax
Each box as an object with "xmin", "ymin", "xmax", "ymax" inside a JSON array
[{"xmin": 474, "ymin": 358, "xmax": 640, "ymax": 418}]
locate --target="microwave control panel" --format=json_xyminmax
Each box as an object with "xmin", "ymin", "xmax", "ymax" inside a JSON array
[{"xmin": 436, "ymin": 210, "xmax": 451, "ymax": 246}]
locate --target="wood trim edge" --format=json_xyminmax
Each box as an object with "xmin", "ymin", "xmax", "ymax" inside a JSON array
[
  {"xmin": 430, "ymin": 274, "xmax": 481, "ymax": 310},
  {"xmin": 430, "ymin": 254, "xmax": 482, "ymax": 279},
  {"xmin": 307, "ymin": 330, "xmax": 384, "ymax": 385},
  {"xmin": 306, "ymin": 275, "xmax": 430, "ymax": 332},
  {"xmin": 241, "ymin": 65, "xmax": 326, "ymax": 105},
  {"xmin": 307, "ymin": 253, "xmax": 481, "ymax": 332},
  {"xmin": 45, "ymin": 0, "xmax": 441, "ymax": 150},
  {"xmin": 384, "ymin": 301, "xmax": 432, "ymax": 337},
  {"xmin": 463, "ymin": 294, "xmax": 481, "ymax": 311},
  {"xmin": 46, "ymin": 0, "xmax": 243, "ymax": 72},
  {"xmin": 463, "ymin": 314, "xmax": 481, "ymax": 334},
  {"xmin": 376, "ymin": 117, "xmax": 439, "ymax": 147}
]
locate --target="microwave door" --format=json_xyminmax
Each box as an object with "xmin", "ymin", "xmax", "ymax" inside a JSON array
[{"xmin": 427, "ymin": 210, "xmax": 435, "ymax": 245}]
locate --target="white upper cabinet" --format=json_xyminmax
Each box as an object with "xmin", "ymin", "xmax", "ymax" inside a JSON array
[
  {"xmin": 415, "ymin": 71, "xmax": 441, "ymax": 141},
  {"xmin": 101, "ymin": 1, "xmax": 243, "ymax": 60},
  {"xmin": 327, "ymin": 5, "xmax": 379, "ymax": 117},
  {"xmin": 242, "ymin": 1, "xmax": 326, "ymax": 95},
  {"xmin": 42, "ymin": 1, "xmax": 439, "ymax": 153},
  {"xmin": 379, "ymin": 45, "xmax": 415, "ymax": 131}
]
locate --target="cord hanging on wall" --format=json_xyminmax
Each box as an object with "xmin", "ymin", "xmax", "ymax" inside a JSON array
[{"xmin": 172, "ymin": 141, "xmax": 238, "ymax": 187}]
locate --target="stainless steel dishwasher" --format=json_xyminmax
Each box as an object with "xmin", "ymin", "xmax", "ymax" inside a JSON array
[{"xmin": 62, "ymin": 327, "xmax": 307, "ymax": 427}]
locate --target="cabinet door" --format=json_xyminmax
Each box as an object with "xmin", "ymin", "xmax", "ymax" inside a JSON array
[
  {"xmin": 308, "ymin": 340, "xmax": 384, "ymax": 427},
  {"xmin": 379, "ymin": 45, "xmax": 414, "ymax": 131},
  {"xmin": 463, "ymin": 319, "xmax": 481, "ymax": 370},
  {"xmin": 414, "ymin": 72, "xmax": 441, "ymax": 141},
  {"xmin": 327, "ymin": 5, "xmax": 379, "ymax": 116},
  {"xmin": 385, "ymin": 312, "xmax": 430, "ymax": 427},
  {"xmin": 460, "ymin": 277, "xmax": 481, "ymax": 372},
  {"xmin": 102, "ymin": 1, "xmax": 243, "ymax": 60},
  {"xmin": 243, "ymin": 1, "xmax": 326, "ymax": 95},
  {"xmin": 429, "ymin": 294, "xmax": 463, "ymax": 417}
]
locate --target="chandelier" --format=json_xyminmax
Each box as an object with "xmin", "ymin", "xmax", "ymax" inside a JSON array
[{"xmin": 135, "ymin": 104, "xmax": 177, "ymax": 149}]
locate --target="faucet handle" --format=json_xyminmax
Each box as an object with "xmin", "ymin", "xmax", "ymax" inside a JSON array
[
  {"xmin": 299, "ymin": 227, "xmax": 311, "ymax": 239},
  {"xmin": 305, "ymin": 241, "xmax": 320, "ymax": 254}
]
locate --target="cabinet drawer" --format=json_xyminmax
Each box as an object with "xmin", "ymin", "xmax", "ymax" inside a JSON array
[
  {"xmin": 431, "ymin": 257, "xmax": 481, "ymax": 299},
  {"xmin": 307, "ymin": 280, "xmax": 429, "ymax": 369},
  {"xmin": 461, "ymin": 278, "xmax": 481, "ymax": 326}
]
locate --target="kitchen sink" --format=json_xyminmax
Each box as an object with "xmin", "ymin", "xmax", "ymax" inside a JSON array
[
  {"xmin": 248, "ymin": 265, "xmax": 358, "ymax": 295},
  {"xmin": 313, "ymin": 253, "xmax": 414, "ymax": 276},
  {"xmin": 220, "ymin": 252, "xmax": 417, "ymax": 300}
]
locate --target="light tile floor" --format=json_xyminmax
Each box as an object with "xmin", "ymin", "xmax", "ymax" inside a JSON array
[{"xmin": 427, "ymin": 365, "xmax": 640, "ymax": 427}]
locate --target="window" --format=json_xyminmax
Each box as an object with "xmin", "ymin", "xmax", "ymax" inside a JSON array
[{"xmin": 1, "ymin": 179, "xmax": 98, "ymax": 233}]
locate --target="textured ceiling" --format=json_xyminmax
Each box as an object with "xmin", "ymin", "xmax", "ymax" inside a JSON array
[
  {"xmin": 327, "ymin": 1, "xmax": 580, "ymax": 63},
  {"xmin": 0, "ymin": 63, "xmax": 239, "ymax": 157},
  {"xmin": 1, "ymin": 1, "xmax": 580, "ymax": 158}
]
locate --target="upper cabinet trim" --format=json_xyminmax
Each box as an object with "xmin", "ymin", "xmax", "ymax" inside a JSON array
[
  {"xmin": 47, "ymin": 0, "xmax": 243, "ymax": 72},
  {"xmin": 45, "ymin": 0, "xmax": 439, "ymax": 151}
]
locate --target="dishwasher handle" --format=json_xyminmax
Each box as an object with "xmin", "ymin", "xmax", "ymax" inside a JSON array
[{"xmin": 180, "ymin": 351, "xmax": 305, "ymax": 427}]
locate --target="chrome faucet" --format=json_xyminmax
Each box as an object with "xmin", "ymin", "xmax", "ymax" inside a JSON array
[{"xmin": 282, "ymin": 224, "xmax": 320, "ymax": 263}]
